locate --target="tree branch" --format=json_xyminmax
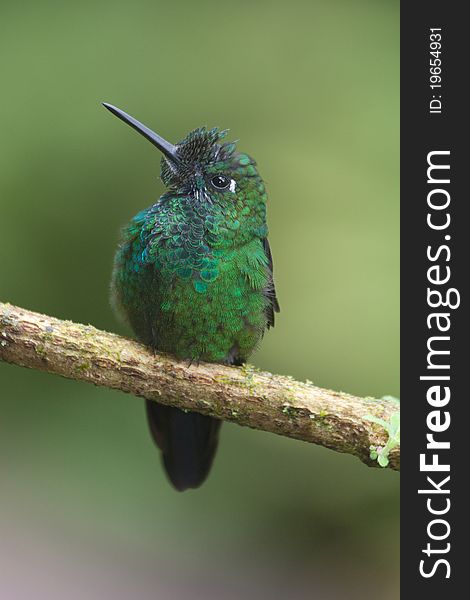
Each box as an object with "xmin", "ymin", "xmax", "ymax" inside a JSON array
[{"xmin": 0, "ymin": 301, "xmax": 399, "ymax": 471}]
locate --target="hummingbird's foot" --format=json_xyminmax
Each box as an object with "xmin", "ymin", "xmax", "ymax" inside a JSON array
[
  {"xmin": 223, "ymin": 344, "xmax": 243, "ymax": 367},
  {"xmin": 186, "ymin": 358, "xmax": 200, "ymax": 368}
]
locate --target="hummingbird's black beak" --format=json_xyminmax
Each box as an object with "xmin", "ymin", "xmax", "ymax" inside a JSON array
[{"xmin": 102, "ymin": 102, "xmax": 181, "ymax": 165}]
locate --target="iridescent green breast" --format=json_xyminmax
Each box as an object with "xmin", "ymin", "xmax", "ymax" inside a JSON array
[{"xmin": 111, "ymin": 193, "xmax": 273, "ymax": 363}]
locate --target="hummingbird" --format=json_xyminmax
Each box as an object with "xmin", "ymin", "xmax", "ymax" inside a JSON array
[{"xmin": 103, "ymin": 103, "xmax": 279, "ymax": 491}]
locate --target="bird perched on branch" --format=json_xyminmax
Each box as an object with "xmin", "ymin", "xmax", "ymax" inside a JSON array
[{"xmin": 103, "ymin": 103, "xmax": 279, "ymax": 491}]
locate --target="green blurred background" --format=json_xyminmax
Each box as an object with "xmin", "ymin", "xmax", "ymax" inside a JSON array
[{"xmin": 0, "ymin": 0, "xmax": 399, "ymax": 598}]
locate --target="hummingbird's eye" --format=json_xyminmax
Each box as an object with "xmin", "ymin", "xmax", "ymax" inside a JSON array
[{"xmin": 210, "ymin": 174, "xmax": 231, "ymax": 190}]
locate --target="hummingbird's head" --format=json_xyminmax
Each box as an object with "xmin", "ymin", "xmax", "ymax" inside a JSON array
[{"xmin": 102, "ymin": 103, "xmax": 265, "ymax": 206}]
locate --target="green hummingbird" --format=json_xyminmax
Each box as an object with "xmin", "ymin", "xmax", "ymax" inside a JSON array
[{"xmin": 103, "ymin": 103, "xmax": 279, "ymax": 491}]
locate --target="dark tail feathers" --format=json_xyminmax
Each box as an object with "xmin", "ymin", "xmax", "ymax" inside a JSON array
[{"xmin": 146, "ymin": 401, "xmax": 221, "ymax": 491}]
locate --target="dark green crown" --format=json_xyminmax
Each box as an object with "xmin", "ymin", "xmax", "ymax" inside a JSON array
[
  {"xmin": 176, "ymin": 127, "xmax": 233, "ymax": 163},
  {"xmin": 161, "ymin": 127, "xmax": 237, "ymax": 186}
]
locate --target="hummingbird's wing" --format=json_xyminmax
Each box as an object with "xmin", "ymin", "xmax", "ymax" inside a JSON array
[{"xmin": 262, "ymin": 237, "xmax": 280, "ymax": 328}]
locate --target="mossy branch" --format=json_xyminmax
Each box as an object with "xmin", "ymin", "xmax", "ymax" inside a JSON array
[{"xmin": 0, "ymin": 301, "xmax": 399, "ymax": 471}]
